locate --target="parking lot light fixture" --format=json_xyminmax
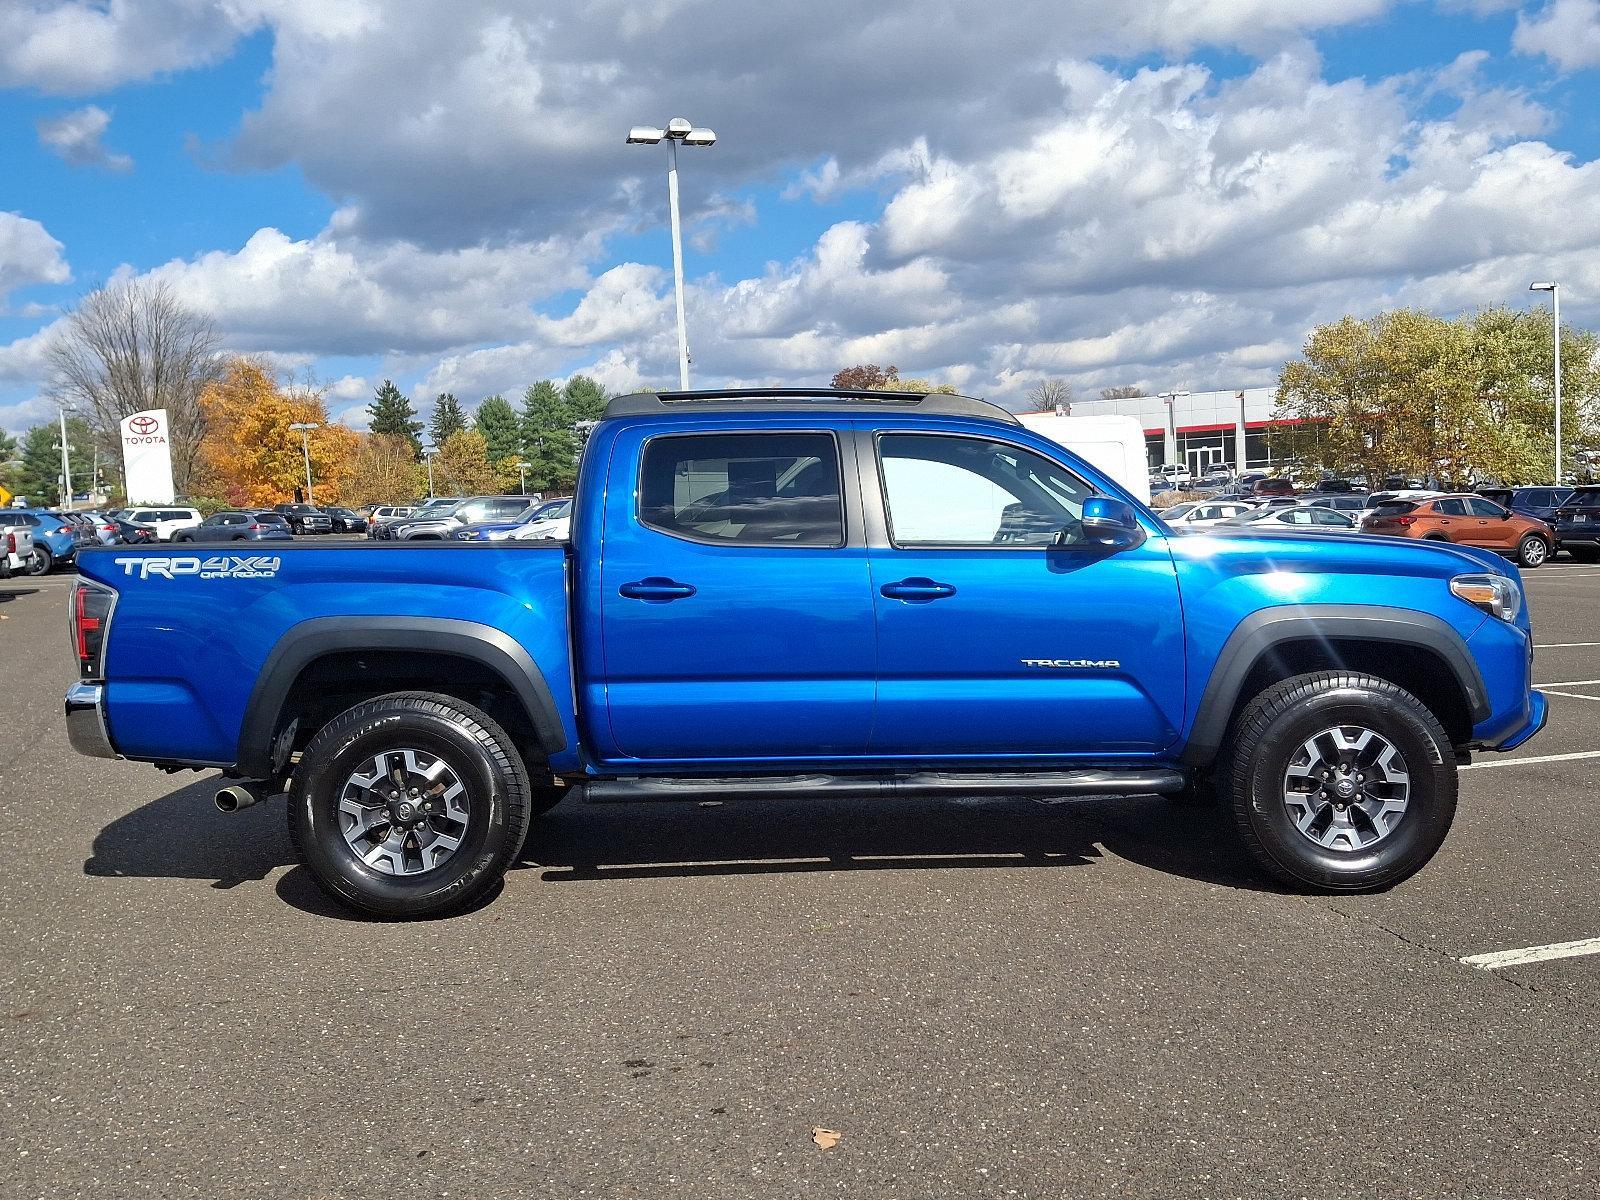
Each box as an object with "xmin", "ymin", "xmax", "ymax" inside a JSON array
[
  {"xmin": 422, "ymin": 446, "xmax": 438, "ymax": 498},
  {"xmin": 289, "ymin": 422, "xmax": 320, "ymax": 505},
  {"xmin": 626, "ymin": 116, "xmax": 717, "ymax": 389},
  {"xmin": 1159, "ymin": 391, "xmax": 1189, "ymax": 470},
  {"xmin": 516, "ymin": 460, "xmax": 531, "ymax": 494},
  {"xmin": 1530, "ymin": 282, "xmax": 1561, "ymax": 484}
]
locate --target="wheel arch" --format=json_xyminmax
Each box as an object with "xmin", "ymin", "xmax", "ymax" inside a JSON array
[
  {"xmin": 237, "ymin": 616, "xmax": 566, "ymax": 778},
  {"xmin": 1181, "ymin": 606, "xmax": 1489, "ymax": 768}
]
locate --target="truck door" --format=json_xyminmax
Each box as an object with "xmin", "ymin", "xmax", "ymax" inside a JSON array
[
  {"xmin": 596, "ymin": 426, "xmax": 876, "ymax": 762},
  {"xmin": 861, "ymin": 429, "xmax": 1184, "ymax": 757}
]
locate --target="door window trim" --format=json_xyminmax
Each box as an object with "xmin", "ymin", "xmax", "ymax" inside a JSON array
[
  {"xmin": 867, "ymin": 428, "xmax": 1102, "ymax": 552},
  {"xmin": 634, "ymin": 429, "xmax": 851, "ymax": 549}
]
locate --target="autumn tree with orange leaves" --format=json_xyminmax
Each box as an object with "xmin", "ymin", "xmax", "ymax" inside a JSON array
[{"xmin": 196, "ymin": 357, "xmax": 359, "ymax": 506}]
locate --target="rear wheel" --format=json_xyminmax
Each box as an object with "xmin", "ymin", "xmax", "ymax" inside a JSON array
[
  {"xmin": 1422, "ymin": 533, "xmax": 1450, "ymax": 542},
  {"xmin": 1220, "ymin": 672, "xmax": 1457, "ymax": 892},
  {"xmin": 1516, "ymin": 535, "xmax": 1550, "ymax": 569},
  {"xmin": 288, "ymin": 691, "xmax": 531, "ymax": 918},
  {"xmin": 25, "ymin": 546, "xmax": 52, "ymax": 575}
]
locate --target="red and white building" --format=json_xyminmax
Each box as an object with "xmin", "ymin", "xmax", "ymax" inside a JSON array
[{"xmin": 1067, "ymin": 387, "xmax": 1292, "ymax": 476}]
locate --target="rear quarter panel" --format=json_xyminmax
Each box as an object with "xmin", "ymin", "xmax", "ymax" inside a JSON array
[{"xmin": 79, "ymin": 544, "xmax": 577, "ymax": 770}]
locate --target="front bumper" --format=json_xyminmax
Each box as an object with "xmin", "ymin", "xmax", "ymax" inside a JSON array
[{"xmin": 65, "ymin": 681, "xmax": 117, "ymax": 760}]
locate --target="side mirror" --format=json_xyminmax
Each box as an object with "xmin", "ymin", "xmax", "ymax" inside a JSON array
[{"xmin": 1074, "ymin": 497, "xmax": 1146, "ymax": 551}]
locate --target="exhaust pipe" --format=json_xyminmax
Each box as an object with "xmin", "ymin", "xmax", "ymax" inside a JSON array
[{"xmin": 215, "ymin": 782, "xmax": 268, "ymax": 813}]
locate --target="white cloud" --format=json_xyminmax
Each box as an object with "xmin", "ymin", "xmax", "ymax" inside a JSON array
[
  {"xmin": 0, "ymin": 216, "xmax": 70, "ymax": 303},
  {"xmin": 36, "ymin": 105, "xmax": 133, "ymax": 171},
  {"xmin": 0, "ymin": 0, "xmax": 248, "ymax": 93},
  {"xmin": 1514, "ymin": 0, "xmax": 1600, "ymax": 71}
]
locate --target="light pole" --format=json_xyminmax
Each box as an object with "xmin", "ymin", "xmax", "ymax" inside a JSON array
[
  {"xmin": 423, "ymin": 446, "xmax": 438, "ymax": 498},
  {"xmin": 627, "ymin": 117, "xmax": 717, "ymax": 389},
  {"xmin": 516, "ymin": 461, "xmax": 530, "ymax": 494},
  {"xmin": 57, "ymin": 409, "xmax": 73, "ymax": 510},
  {"xmin": 1530, "ymin": 281, "xmax": 1562, "ymax": 484},
  {"xmin": 289, "ymin": 422, "xmax": 320, "ymax": 504},
  {"xmin": 1159, "ymin": 391, "xmax": 1189, "ymax": 472}
]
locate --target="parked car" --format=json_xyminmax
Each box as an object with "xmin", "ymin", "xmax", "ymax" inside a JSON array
[
  {"xmin": 1360, "ymin": 494, "xmax": 1553, "ymax": 567},
  {"xmin": 122, "ymin": 506, "xmax": 203, "ymax": 541},
  {"xmin": 454, "ymin": 498, "xmax": 572, "ymax": 543},
  {"xmin": 1495, "ymin": 486, "xmax": 1574, "ymax": 524},
  {"xmin": 272, "ymin": 504, "xmax": 334, "ymax": 535},
  {"xmin": 374, "ymin": 501, "xmax": 455, "ymax": 539},
  {"xmin": 1215, "ymin": 506, "xmax": 1359, "ymax": 532},
  {"xmin": 1548, "ymin": 487, "xmax": 1600, "ymax": 561},
  {"xmin": 111, "ymin": 519, "xmax": 157, "ymax": 545},
  {"xmin": 1149, "ymin": 463, "xmax": 1193, "ymax": 489},
  {"xmin": 252, "ymin": 511, "xmax": 295, "ymax": 536},
  {"xmin": 365, "ymin": 505, "xmax": 414, "ymax": 538},
  {"xmin": 66, "ymin": 386, "xmax": 1546, "ymax": 918},
  {"xmin": 1, "ymin": 517, "xmax": 34, "ymax": 578},
  {"xmin": 1252, "ymin": 477, "xmax": 1296, "ymax": 497},
  {"xmin": 1157, "ymin": 500, "xmax": 1256, "ymax": 528},
  {"xmin": 3, "ymin": 510, "xmax": 83, "ymax": 574},
  {"xmin": 75, "ymin": 511, "xmax": 124, "ymax": 545},
  {"xmin": 1356, "ymin": 490, "xmax": 1441, "ymax": 523},
  {"xmin": 393, "ymin": 496, "xmax": 540, "ymax": 540},
  {"xmin": 505, "ymin": 498, "xmax": 573, "ymax": 542},
  {"xmin": 172, "ymin": 511, "xmax": 296, "ymax": 543},
  {"xmin": 1300, "ymin": 494, "xmax": 1370, "ymax": 516},
  {"xmin": 318, "ymin": 506, "xmax": 367, "ymax": 533}
]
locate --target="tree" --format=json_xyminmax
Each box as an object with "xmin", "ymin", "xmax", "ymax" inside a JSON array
[
  {"xmin": 520, "ymin": 380, "xmax": 575, "ymax": 491},
  {"xmin": 10, "ymin": 417, "xmax": 97, "ymax": 505},
  {"xmin": 1099, "ymin": 385, "xmax": 1148, "ymax": 402},
  {"xmin": 474, "ymin": 394, "xmax": 521, "ymax": 464},
  {"xmin": 428, "ymin": 392, "xmax": 469, "ymax": 447},
  {"xmin": 368, "ymin": 380, "xmax": 423, "ymax": 456},
  {"xmin": 1027, "ymin": 378, "xmax": 1072, "ymax": 412},
  {"xmin": 562, "ymin": 374, "xmax": 608, "ymax": 421},
  {"xmin": 45, "ymin": 277, "xmax": 222, "ymax": 495},
  {"xmin": 343, "ymin": 433, "xmax": 427, "ymax": 506},
  {"xmin": 432, "ymin": 428, "xmax": 508, "ymax": 496},
  {"xmin": 832, "ymin": 364, "xmax": 899, "ymax": 390},
  {"xmin": 197, "ymin": 357, "xmax": 359, "ymax": 506}
]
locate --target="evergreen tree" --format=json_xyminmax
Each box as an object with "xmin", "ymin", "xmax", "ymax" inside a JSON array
[
  {"xmin": 428, "ymin": 392, "xmax": 469, "ymax": 447},
  {"xmin": 519, "ymin": 380, "xmax": 576, "ymax": 491},
  {"xmin": 368, "ymin": 380, "xmax": 423, "ymax": 456},
  {"xmin": 473, "ymin": 394, "xmax": 522, "ymax": 464},
  {"xmin": 14, "ymin": 418, "xmax": 95, "ymax": 505},
  {"xmin": 562, "ymin": 374, "xmax": 608, "ymax": 421}
]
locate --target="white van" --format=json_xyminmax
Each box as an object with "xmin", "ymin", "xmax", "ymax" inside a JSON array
[
  {"xmin": 1017, "ymin": 413, "xmax": 1153, "ymax": 506},
  {"xmin": 124, "ymin": 506, "xmax": 203, "ymax": 541}
]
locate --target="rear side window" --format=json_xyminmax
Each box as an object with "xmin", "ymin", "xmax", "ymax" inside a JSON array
[
  {"xmin": 1433, "ymin": 498, "xmax": 1469, "ymax": 516},
  {"xmin": 639, "ymin": 432, "xmax": 844, "ymax": 546}
]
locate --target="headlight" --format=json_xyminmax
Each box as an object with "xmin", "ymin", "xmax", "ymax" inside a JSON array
[
  {"xmin": 1451, "ymin": 573, "xmax": 1522, "ymax": 622},
  {"xmin": 486, "ymin": 529, "xmax": 515, "ymax": 541}
]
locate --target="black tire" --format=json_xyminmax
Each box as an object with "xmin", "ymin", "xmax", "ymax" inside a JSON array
[
  {"xmin": 173, "ymin": 533, "xmax": 192, "ymax": 543},
  {"xmin": 1219, "ymin": 672, "xmax": 1457, "ymax": 892},
  {"xmin": 26, "ymin": 546, "xmax": 52, "ymax": 575},
  {"xmin": 287, "ymin": 691, "xmax": 531, "ymax": 918},
  {"xmin": 1422, "ymin": 533, "xmax": 1450, "ymax": 542},
  {"xmin": 1516, "ymin": 534, "xmax": 1550, "ymax": 569}
]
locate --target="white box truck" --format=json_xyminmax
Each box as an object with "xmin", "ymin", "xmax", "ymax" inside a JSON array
[{"xmin": 1017, "ymin": 412, "xmax": 1152, "ymax": 506}]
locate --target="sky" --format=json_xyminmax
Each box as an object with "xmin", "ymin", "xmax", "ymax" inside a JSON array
[{"xmin": 1, "ymin": 0, "xmax": 1599, "ymax": 437}]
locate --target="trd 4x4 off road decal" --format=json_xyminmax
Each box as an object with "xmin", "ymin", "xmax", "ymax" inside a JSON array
[{"xmin": 113, "ymin": 555, "xmax": 281, "ymax": 580}]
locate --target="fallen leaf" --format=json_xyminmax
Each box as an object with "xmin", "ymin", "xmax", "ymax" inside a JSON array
[{"xmin": 812, "ymin": 1127, "xmax": 841, "ymax": 1150}]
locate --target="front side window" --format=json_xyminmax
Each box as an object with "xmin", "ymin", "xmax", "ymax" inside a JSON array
[
  {"xmin": 878, "ymin": 434, "xmax": 1090, "ymax": 547},
  {"xmin": 1467, "ymin": 498, "xmax": 1506, "ymax": 518},
  {"xmin": 639, "ymin": 432, "xmax": 844, "ymax": 546}
]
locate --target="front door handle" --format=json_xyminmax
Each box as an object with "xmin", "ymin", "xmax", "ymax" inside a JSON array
[
  {"xmin": 619, "ymin": 577, "xmax": 697, "ymax": 601},
  {"xmin": 880, "ymin": 577, "xmax": 957, "ymax": 602}
]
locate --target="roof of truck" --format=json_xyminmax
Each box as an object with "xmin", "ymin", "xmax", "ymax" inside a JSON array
[{"xmin": 602, "ymin": 387, "xmax": 1019, "ymax": 425}]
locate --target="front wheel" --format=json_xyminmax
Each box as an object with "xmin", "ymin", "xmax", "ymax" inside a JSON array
[
  {"xmin": 1516, "ymin": 535, "xmax": 1550, "ymax": 569},
  {"xmin": 288, "ymin": 691, "xmax": 532, "ymax": 918},
  {"xmin": 25, "ymin": 546, "xmax": 52, "ymax": 575},
  {"xmin": 1220, "ymin": 672, "xmax": 1457, "ymax": 892}
]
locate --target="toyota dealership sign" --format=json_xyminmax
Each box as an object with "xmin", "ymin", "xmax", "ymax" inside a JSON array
[{"xmin": 119, "ymin": 408, "xmax": 176, "ymax": 504}]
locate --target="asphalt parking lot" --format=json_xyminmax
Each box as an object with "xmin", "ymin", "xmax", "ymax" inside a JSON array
[{"xmin": 3, "ymin": 558, "xmax": 1598, "ymax": 1199}]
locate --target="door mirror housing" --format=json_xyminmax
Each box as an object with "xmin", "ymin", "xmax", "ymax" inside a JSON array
[{"xmin": 1073, "ymin": 497, "xmax": 1146, "ymax": 551}]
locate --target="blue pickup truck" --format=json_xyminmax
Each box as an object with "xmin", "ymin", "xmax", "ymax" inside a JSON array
[{"xmin": 64, "ymin": 389, "xmax": 1546, "ymax": 917}]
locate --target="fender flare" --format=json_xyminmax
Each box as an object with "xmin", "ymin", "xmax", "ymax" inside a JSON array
[
  {"xmin": 236, "ymin": 616, "xmax": 566, "ymax": 777},
  {"xmin": 1180, "ymin": 605, "xmax": 1489, "ymax": 768}
]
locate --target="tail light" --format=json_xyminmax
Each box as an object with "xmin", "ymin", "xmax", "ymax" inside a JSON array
[
  {"xmin": 1394, "ymin": 515, "xmax": 1417, "ymax": 526},
  {"xmin": 69, "ymin": 578, "xmax": 117, "ymax": 679},
  {"xmin": 5, "ymin": 531, "xmax": 14, "ymax": 556},
  {"xmin": 249, "ymin": 523, "xmax": 262, "ymax": 531}
]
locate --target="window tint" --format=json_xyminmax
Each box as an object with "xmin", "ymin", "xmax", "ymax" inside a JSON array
[
  {"xmin": 640, "ymin": 432, "xmax": 844, "ymax": 546},
  {"xmin": 1312, "ymin": 509, "xmax": 1348, "ymax": 525},
  {"xmin": 6, "ymin": 513, "xmax": 38, "ymax": 526},
  {"xmin": 878, "ymin": 434, "xmax": 1090, "ymax": 547},
  {"xmin": 1467, "ymin": 498, "xmax": 1506, "ymax": 518},
  {"xmin": 1433, "ymin": 498, "xmax": 1469, "ymax": 516},
  {"xmin": 1373, "ymin": 501, "xmax": 1416, "ymax": 515}
]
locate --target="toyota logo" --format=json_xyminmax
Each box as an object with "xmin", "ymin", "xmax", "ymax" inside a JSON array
[{"xmin": 129, "ymin": 415, "xmax": 159, "ymax": 435}]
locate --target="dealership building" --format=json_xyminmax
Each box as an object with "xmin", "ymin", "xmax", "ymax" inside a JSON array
[{"xmin": 1067, "ymin": 387, "xmax": 1293, "ymax": 476}]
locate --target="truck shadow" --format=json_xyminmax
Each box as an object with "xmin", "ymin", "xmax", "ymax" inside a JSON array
[{"xmin": 83, "ymin": 781, "xmax": 1278, "ymax": 920}]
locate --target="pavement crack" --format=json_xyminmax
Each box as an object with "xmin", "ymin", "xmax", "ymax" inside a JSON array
[{"xmin": 1319, "ymin": 902, "xmax": 1538, "ymax": 990}]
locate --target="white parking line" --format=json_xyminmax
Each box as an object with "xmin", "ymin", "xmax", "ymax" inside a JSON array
[
  {"xmin": 1536, "ymin": 679, "xmax": 1600, "ymax": 687},
  {"xmin": 1461, "ymin": 749, "xmax": 1600, "ymax": 771},
  {"xmin": 1534, "ymin": 642, "xmax": 1600, "ymax": 649},
  {"xmin": 1540, "ymin": 689, "xmax": 1600, "ymax": 702},
  {"xmin": 1461, "ymin": 938, "xmax": 1600, "ymax": 971}
]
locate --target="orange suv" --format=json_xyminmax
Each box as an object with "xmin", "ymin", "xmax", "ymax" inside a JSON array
[{"xmin": 1361, "ymin": 493, "xmax": 1554, "ymax": 568}]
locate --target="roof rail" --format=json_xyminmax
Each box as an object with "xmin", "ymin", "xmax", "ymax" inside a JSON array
[{"xmin": 601, "ymin": 387, "xmax": 1018, "ymax": 424}]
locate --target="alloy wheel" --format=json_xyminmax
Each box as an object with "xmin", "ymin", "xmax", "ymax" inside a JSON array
[
  {"xmin": 337, "ymin": 748, "xmax": 470, "ymax": 875},
  {"xmin": 1281, "ymin": 725, "xmax": 1411, "ymax": 851}
]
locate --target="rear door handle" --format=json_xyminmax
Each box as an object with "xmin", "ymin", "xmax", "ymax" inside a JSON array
[
  {"xmin": 880, "ymin": 577, "xmax": 957, "ymax": 602},
  {"xmin": 618, "ymin": 577, "xmax": 697, "ymax": 601}
]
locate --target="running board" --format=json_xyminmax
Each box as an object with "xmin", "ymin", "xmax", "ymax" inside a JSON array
[{"xmin": 578, "ymin": 768, "xmax": 1185, "ymax": 804}]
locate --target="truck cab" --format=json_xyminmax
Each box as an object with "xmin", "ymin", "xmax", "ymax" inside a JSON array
[{"xmin": 65, "ymin": 389, "xmax": 1546, "ymax": 918}]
